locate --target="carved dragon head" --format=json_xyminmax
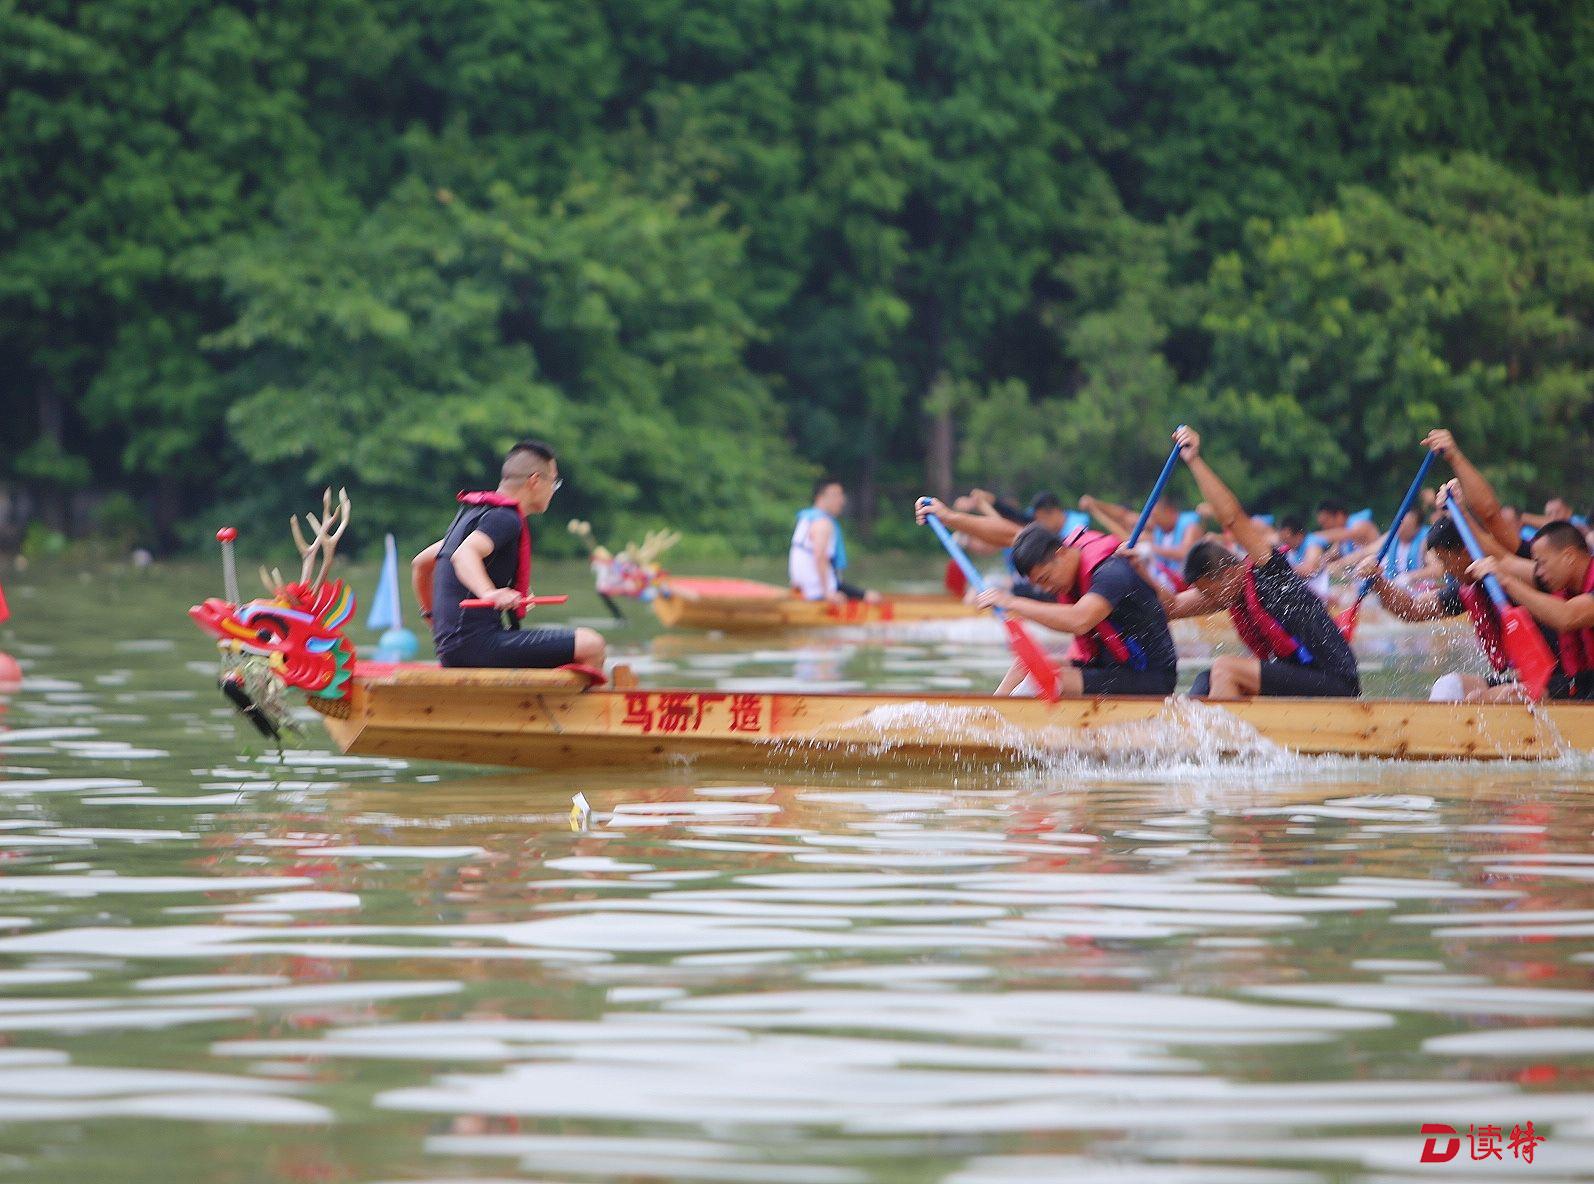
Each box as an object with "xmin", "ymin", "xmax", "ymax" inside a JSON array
[{"xmin": 189, "ymin": 488, "xmax": 357, "ymax": 700}]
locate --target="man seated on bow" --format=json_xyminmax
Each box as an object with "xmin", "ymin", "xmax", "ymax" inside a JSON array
[
  {"xmin": 412, "ymin": 440, "xmax": 606, "ymax": 670},
  {"xmin": 1155, "ymin": 427, "xmax": 1361, "ymax": 700}
]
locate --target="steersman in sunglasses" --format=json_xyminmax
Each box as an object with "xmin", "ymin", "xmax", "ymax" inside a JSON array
[{"xmin": 411, "ymin": 441, "xmax": 606, "ymax": 672}]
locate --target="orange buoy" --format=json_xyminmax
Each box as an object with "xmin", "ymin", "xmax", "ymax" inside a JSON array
[{"xmin": 0, "ymin": 652, "xmax": 19, "ymax": 692}]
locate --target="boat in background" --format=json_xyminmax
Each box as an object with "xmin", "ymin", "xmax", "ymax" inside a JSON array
[{"xmin": 650, "ymin": 576, "xmax": 980, "ymax": 631}]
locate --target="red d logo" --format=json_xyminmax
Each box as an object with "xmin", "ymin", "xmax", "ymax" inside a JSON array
[{"xmin": 1420, "ymin": 1124, "xmax": 1460, "ymax": 1163}]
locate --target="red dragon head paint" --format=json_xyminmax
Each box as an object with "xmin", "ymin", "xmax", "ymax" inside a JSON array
[{"xmin": 189, "ymin": 489, "xmax": 357, "ymax": 701}]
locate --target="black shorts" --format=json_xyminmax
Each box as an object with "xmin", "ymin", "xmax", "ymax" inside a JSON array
[
  {"xmin": 1190, "ymin": 661, "xmax": 1359, "ymax": 698},
  {"xmin": 1079, "ymin": 665, "xmax": 1177, "ymax": 696},
  {"xmin": 438, "ymin": 627, "xmax": 577, "ymax": 670}
]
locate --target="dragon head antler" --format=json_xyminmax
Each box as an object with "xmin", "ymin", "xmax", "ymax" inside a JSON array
[
  {"xmin": 635, "ymin": 528, "xmax": 682, "ymax": 567},
  {"xmin": 289, "ymin": 487, "xmax": 351, "ymax": 590}
]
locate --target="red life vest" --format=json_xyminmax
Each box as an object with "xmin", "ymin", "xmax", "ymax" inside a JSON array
[
  {"xmin": 1228, "ymin": 556, "xmax": 1311, "ymax": 663},
  {"xmin": 1556, "ymin": 559, "xmax": 1594, "ymax": 678},
  {"xmin": 456, "ymin": 491, "xmax": 531, "ymax": 595},
  {"xmin": 1456, "ymin": 582, "xmax": 1509, "ymax": 673},
  {"xmin": 1060, "ymin": 529, "xmax": 1143, "ymax": 669}
]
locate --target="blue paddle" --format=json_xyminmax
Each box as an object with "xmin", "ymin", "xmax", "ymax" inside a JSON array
[
  {"xmin": 1127, "ymin": 430, "xmax": 1188, "ymax": 549},
  {"xmin": 1338, "ymin": 450, "xmax": 1437, "ymax": 640},
  {"xmin": 920, "ymin": 499, "xmax": 1059, "ymax": 700}
]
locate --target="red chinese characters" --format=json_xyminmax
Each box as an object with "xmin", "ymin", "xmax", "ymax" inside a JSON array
[
  {"xmin": 1509, "ymin": 1123, "xmax": 1545, "ymax": 1164},
  {"xmin": 1420, "ymin": 1122, "xmax": 1547, "ymax": 1164},
  {"xmin": 619, "ymin": 692, "xmax": 764, "ymax": 735},
  {"xmin": 728, "ymin": 694, "xmax": 763, "ymax": 733}
]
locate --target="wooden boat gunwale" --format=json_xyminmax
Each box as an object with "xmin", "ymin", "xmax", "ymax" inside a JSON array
[{"xmin": 307, "ymin": 664, "xmax": 1594, "ymax": 768}]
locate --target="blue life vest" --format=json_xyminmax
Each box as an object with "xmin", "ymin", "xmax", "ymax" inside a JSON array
[
  {"xmin": 794, "ymin": 507, "xmax": 846, "ymax": 572},
  {"xmin": 1285, "ymin": 533, "xmax": 1325, "ymax": 568},
  {"xmin": 1382, "ymin": 526, "xmax": 1429, "ymax": 579},
  {"xmin": 1152, "ymin": 510, "xmax": 1201, "ymax": 551},
  {"xmin": 1329, "ymin": 508, "xmax": 1374, "ymax": 558}
]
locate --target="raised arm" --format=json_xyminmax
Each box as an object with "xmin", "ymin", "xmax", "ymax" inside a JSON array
[
  {"xmin": 1424, "ymin": 429, "xmax": 1519, "ymax": 554},
  {"xmin": 1172, "ymin": 427, "xmax": 1273, "ymax": 564},
  {"xmin": 916, "ymin": 498, "xmax": 1022, "ymax": 549},
  {"xmin": 1445, "ymin": 492, "xmax": 1536, "ymax": 580},
  {"xmin": 1149, "ymin": 518, "xmax": 1200, "ymax": 562},
  {"xmin": 1079, "ymin": 495, "xmax": 1134, "ymax": 538}
]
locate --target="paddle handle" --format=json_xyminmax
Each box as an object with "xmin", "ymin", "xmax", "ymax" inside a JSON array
[
  {"xmin": 1127, "ymin": 428, "xmax": 1188, "ymax": 549},
  {"xmin": 1447, "ymin": 501, "xmax": 1511, "ymax": 609},
  {"xmin": 1353, "ymin": 449, "xmax": 1438, "ymax": 604},
  {"xmin": 460, "ymin": 595, "xmax": 569, "ymax": 609},
  {"xmin": 920, "ymin": 501, "xmax": 989, "ymax": 597},
  {"xmin": 216, "ymin": 527, "xmax": 240, "ymax": 605}
]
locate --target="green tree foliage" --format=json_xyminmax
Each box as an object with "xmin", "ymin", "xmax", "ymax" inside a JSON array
[
  {"xmin": 204, "ymin": 177, "xmax": 805, "ymax": 553},
  {"xmin": 2, "ymin": 1, "xmax": 1589, "ymax": 554},
  {"xmin": 1084, "ymin": 0, "xmax": 1592, "ymax": 250},
  {"xmin": 0, "ymin": 0, "xmax": 383, "ymax": 536},
  {"xmin": 1198, "ymin": 154, "xmax": 1594, "ymax": 509}
]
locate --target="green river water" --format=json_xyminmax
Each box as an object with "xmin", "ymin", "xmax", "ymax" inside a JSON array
[{"xmin": 0, "ymin": 558, "xmax": 1589, "ymax": 1183}]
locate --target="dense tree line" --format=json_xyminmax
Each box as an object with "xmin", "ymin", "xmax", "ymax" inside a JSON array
[{"xmin": 3, "ymin": 0, "xmax": 1589, "ymax": 556}]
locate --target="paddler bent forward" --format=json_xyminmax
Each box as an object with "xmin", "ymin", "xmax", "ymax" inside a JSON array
[
  {"xmin": 915, "ymin": 499, "xmax": 1177, "ymax": 697},
  {"xmin": 1156, "ymin": 427, "xmax": 1361, "ymax": 700}
]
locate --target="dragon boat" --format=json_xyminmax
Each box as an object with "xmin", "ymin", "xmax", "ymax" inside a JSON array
[
  {"xmin": 188, "ymin": 495, "xmax": 1594, "ymax": 770},
  {"xmin": 648, "ymin": 576, "xmax": 980, "ymax": 631}
]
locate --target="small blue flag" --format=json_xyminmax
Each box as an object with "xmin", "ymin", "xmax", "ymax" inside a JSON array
[{"xmin": 365, "ymin": 533, "xmax": 402, "ymax": 631}]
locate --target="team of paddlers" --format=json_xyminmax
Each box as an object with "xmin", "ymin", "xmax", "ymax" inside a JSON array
[{"xmin": 409, "ymin": 428, "xmax": 1592, "ymax": 706}]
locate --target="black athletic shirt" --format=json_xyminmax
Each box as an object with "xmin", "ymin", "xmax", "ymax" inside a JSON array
[
  {"xmin": 1083, "ymin": 555, "xmax": 1178, "ymax": 674},
  {"xmin": 430, "ymin": 505, "xmax": 525, "ymax": 657},
  {"xmin": 1249, "ymin": 551, "xmax": 1359, "ymax": 685}
]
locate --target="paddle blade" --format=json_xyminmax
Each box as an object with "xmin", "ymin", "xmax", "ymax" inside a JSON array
[
  {"xmin": 1002, "ymin": 616, "xmax": 1060, "ymax": 701},
  {"xmin": 1335, "ymin": 599, "xmax": 1360, "ymax": 642},
  {"xmin": 944, "ymin": 558, "xmax": 969, "ymax": 599},
  {"xmin": 1499, "ymin": 606, "xmax": 1557, "ymax": 701}
]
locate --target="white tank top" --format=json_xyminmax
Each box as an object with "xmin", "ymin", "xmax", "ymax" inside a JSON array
[{"xmin": 789, "ymin": 509, "xmax": 838, "ymax": 599}]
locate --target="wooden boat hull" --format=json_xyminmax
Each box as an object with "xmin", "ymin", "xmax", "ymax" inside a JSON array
[
  {"xmin": 309, "ymin": 667, "xmax": 1594, "ymax": 769},
  {"xmin": 650, "ymin": 578, "xmax": 976, "ymax": 631}
]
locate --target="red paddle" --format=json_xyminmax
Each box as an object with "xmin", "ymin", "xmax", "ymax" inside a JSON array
[
  {"xmin": 1449, "ymin": 505, "xmax": 1557, "ymax": 701},
  {"xmin": 460, "ymin": 594, "xmax": 569, "ymax": 618},
  {"xmin": 921, "ymin": 500, "xmax": 1059, "ymax": 700},
  {"xmin": 944, "ymin": 558, "xmax": 969, "ymax": 599}
]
